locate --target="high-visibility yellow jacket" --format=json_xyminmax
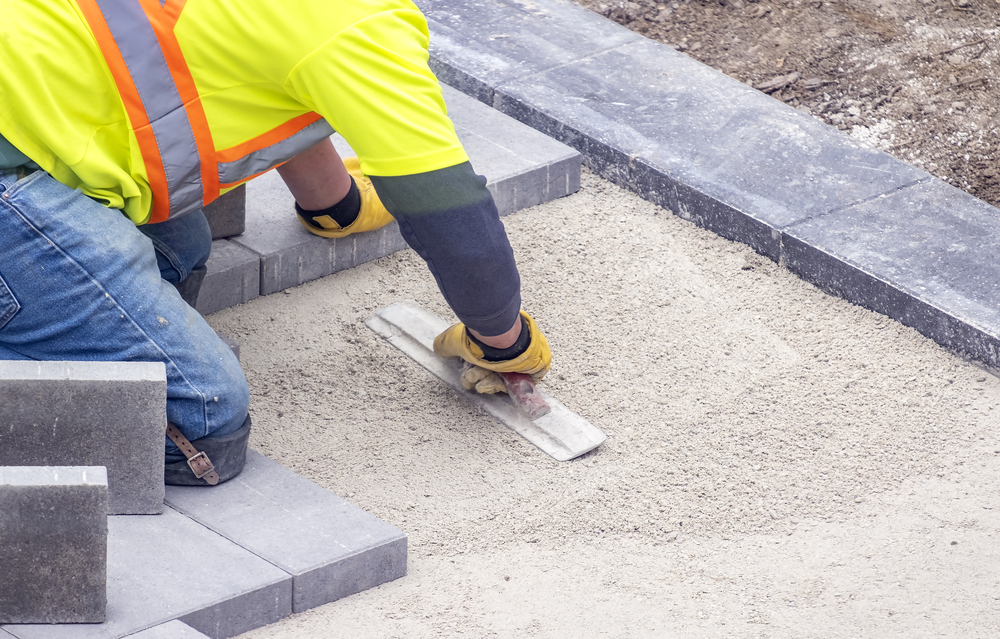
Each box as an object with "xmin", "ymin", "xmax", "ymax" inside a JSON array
[{"xmin": 0, "ymin": 0, "xmax": 468, "ymax": 224}]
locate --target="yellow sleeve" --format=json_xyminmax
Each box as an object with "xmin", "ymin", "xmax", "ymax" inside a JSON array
[{"xmin": 283, "ymin": 7, "xmax": 468, "ymax": 177}]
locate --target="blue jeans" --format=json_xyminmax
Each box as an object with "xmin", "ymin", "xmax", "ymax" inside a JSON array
[
  {"xmin": 139, "ymin": 207, "xmax": 212, "ymax": 284},
  {"xmin": 0, "ymin": 170, "xmax": 249, "ymax": 457}
]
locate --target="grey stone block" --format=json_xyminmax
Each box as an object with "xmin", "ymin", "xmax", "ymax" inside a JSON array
[
  {"xmin": 443, "ymin": 86, "xmax": 581, "ymax": 216},
  {"xmin": 196, "ymin": 240, "xmax": 261, "ymax": 315},
  {"xmin": 165, "ymin": 450, "xmax": 407, "ymax": 614},
  {"xmin": 423, "ymin": 0, "xmax": 1000, "ymax": 370},
  {"xmin": 782, "ymin": 178, "xmax": 1000, "ymax": 368},
  {"xmin": 487, "ymin": 37, "xmax": 926, "ymax": 259},
  {"xmin": 203, "ymin": 185, "xmax": 246, "ymax": 240},
  {"xmin": 0, "ymin": 467, "xmax": 108, "ymax": 625},
  {"xmin": 0, "ymin": 362, "xmax": 166, "ymax": 515},
  {"xmin": 417, "ymin": 0, "xmax": 642, "ymax": 105},
  {"xmin": 235, "ymin": 87, "xmax": 580, "ymax": 296},
  {"xmin": 2, "ymin": 507, "xmax": 292, "ymax": 639},
  {"xmin": 125, "ymin": 621, "xmax": 210, "ymax": 639},
  {"xmin": 233, "ymin": 169, "xmax": 339, "ymax": 295}
]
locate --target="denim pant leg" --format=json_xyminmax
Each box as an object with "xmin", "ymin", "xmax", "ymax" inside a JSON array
[
  {"xmin": 0, "ymin": 170, "xmax": 249, "ymax": 455},
  {"xmin": 138, "ymin": 210, "xmax": 212, "ymax": 284}
]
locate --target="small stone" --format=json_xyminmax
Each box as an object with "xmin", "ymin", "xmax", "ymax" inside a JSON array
[{"xmin": 823, "ymin": 28, "xmax": 839, "ymax": 38}]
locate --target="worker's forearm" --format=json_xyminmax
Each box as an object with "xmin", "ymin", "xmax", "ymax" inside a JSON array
[
  {"xmin": 276, "ymin": 138, "xmax": 352, "ymax": 210},
  {"xmin": 370, "ymin": 162, "xmax": 522, "ymax": 338}
]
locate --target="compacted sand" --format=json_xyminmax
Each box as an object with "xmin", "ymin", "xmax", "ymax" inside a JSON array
[{"xmin": 217, "ymin": 170, "xmax": 1000, "ymax": 639}]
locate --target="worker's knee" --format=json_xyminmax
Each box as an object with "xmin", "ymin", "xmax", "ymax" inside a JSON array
[
  {"xmin": 139, "ymin": 210, "xmax": 213, "ymax": 284},
  {"xmin": 203, "ymin": 358, "xmax": 251, "ymax": 440}
]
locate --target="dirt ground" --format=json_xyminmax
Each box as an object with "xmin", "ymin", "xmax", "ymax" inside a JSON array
[
  {"xmin": 226, "ymin": 170, "xmax": 1000, "ymax": 638},
  {"xmin": 573, "ymin": 0, "xmax": 1000, "ymax": 207}
]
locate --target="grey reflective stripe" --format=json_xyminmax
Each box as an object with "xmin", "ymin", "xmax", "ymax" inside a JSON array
[
  {"xmin": 95, "ymin": 0, "xmax": 204, "ymax": 218},
  {"xmin": 218, "ymin": 119, "xmax": 335, "ymax": 185}
]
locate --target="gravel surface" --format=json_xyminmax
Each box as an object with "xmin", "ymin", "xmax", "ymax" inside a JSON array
[{"xmin": 220, "ymin": 169, "xmax": 1000, "ymax": 638}]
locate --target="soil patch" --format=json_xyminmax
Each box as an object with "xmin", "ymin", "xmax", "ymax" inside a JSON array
[{"xmin": 573, "ymin": 0, "xmax": 1000, "ymax": 206}]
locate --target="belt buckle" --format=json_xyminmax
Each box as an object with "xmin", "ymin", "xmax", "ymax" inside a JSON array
[{"xmin": 186, "ymin": 451, "xmax": 216, "ymax": 479}]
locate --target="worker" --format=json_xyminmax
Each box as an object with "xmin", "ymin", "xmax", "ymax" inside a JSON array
[{"xmin": 0, "ymin": 0, "xmax": 550, "ymax": 486}]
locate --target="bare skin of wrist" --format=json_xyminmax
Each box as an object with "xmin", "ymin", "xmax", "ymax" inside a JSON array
[
  {"xmin": 469, "ymin": 317, "xmax": 522, "ymax": 349},
  {"xmin": 276, "ymin": 138, "xmax": 351, "ymax": 210}
]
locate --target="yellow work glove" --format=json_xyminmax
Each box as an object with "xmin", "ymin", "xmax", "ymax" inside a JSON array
[
  {"xmin": 433, "ymin": 311, "xmax": 552, "ymax": 394},
  {"xmin": 296, "ymin": 156, "xmax": 394, "ymax": 238}
]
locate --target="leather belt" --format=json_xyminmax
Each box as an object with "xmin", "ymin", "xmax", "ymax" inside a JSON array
[{"xmin": 165, "ymin": 423, "xmax": 220, "ymax": 485}]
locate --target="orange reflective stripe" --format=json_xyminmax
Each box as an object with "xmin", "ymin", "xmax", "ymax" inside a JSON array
[
  {"xmin": 140, "ymin": 0, "xmax": 219, "ymax": 205},
  {"xmin": 216, "ymin": 113, "xmax": 325, "ymax": 164},
  {"xmin": 75, "ymin": 0, "xmax": 171, "ymax": 223},
  {"xmin": 162, "ymin": 0, "xmax": 186, "ymax": 27}
]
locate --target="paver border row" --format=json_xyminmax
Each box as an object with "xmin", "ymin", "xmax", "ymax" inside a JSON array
[{"xmin": 417, "ymin": 0, "xmax": 1000, "ymax": 370}]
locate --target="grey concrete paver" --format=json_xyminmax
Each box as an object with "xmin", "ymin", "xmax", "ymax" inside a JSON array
[
  {"xmin": 2, "ymin": 507, "xmax": 292, "ymax": 639},
  {"xmin": 418, "ymin": 0, "xmax": 642, "ymax": 105},
  {"xmin": 0, "ymin": 467, "xmax": 108, "ymax": 624},
  {"xmin": 124, "ymin": 621, "xmax": 210, "ymax": 638},
  {"xmin": 421, "ymin": 0, "xmax": 1000, "ymax": 368},
  {"xmin": 203, "ymin": 185, "xmax": 246, "ymax": 240},
  {"xmin": 165, "ymin": 450, "xmax": 407, "ymax": 614},
  {"xmin": 197, "ymin": 240, "xmax": 261, "ymax": 315},
  {"xmin": 783, "ymin": 178, "xmax": 1000, "ymax": 366},
  {"xmin": 494, "ymin": 38, "xmax": 927, "ymax": 258},
  {"xmin": 0, "ymin": 362, "xmax": 165, "ymax": 515}
]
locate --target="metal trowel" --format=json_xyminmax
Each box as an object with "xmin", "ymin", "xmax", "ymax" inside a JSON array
[{"xmin": 366, "ymin": 300, "xmax": 606, "ymax": 461}]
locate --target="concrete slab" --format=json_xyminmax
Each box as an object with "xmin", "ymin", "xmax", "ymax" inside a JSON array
[
  {"xmin": 783, "ymin": 178, "xmax": 1000, "ymax": 367},
  {"xmin": 0, "ymin": 362, "xmax": 165, "ymax": 515},
  {"xmin": 234, "ymin": 84, "xmax": 579, "ymax": 295},
  {"xmin": 434, "ymin": 17, "xmax": 927, "ymax": 259},
  {"xmin": 124, "ymin": 621, "xmax": 210, "ymax": 639},
  {"xmin": 0, "ymin": 467, "xmax": 108, "ymax": 625},
  {"xmin": 165, "ymin": 450, "xmax": 407, "ymax": 614},
  {"xmin": 2, "ymin": 507, "xmax": 292, "ymax": 639},
  {"xmin": 444, "ymin": 87, "xmax": 581, "ymax": 216},
  {"xmin": 417, "ymin": 0, "xmax": 642, "ymax": 105},
  {"xmin": 420, "ymin": 0, "xmax": 1000, "ymax": 369},
  {"xmin": 203, "ymin": 185, "xmax": 246, "ymax": 240},
  {"xmin": 196, "ymin": 240, "xmax": 261, "ymax": 315}
]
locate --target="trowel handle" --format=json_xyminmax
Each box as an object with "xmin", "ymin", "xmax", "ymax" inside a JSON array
[{"xmin": 500, "ymin": 372, "xmax": 552, "ymax": 421}]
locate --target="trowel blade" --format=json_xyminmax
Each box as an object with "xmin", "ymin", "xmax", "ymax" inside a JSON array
[{"xmin": 365, "ymin": 300, "xmax": 607, "ymax": 461}]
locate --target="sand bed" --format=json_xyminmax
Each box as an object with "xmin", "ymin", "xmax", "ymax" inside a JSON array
[{"xmin": 217, "ymin": 169, "xmax": 1000, "ymax": 638}]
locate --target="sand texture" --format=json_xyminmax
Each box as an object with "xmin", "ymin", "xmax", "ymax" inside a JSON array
[{"xmin": 220, "ymin": 170, "xmax": 1000, "ymax": 638}]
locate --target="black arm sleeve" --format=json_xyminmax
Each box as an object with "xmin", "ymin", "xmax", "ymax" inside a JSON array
[{"xmin": 370, "ymin": 162, "xmax": 521, "ymax": 337}]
